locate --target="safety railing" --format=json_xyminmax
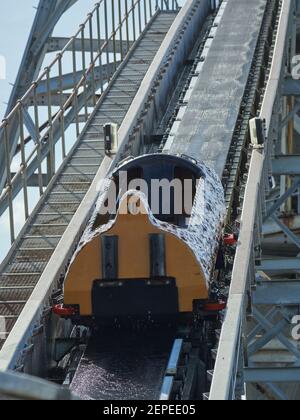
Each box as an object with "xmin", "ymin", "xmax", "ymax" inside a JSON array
[
  {"xmin": 0, "ymin": 0, "xmax": 179, "ymax": 247},
  {"xmin": 209, "ymin": 145, "xmax": 266, "ymax": 400},
  {"xmin": 209, "ymin": 0, "xmax": 291, "ymax": 400},
  {"xmin": 0, "ymin": 0, "xmax": 194, "ymax": 375}
]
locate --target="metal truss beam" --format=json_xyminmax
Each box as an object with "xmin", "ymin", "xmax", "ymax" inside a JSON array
[
  {"xmin": 47, "ymin": 37, "xmax": 134, "ymax": 54},
  {"xmin": 210, "ymin": 0, "xmax": 299, "ymax": 400},
  {"xmin": 271, "ymin": 215, "xmax": 300, "ymax": 249},
  {"xmin": 32, "ymin": 93, "xmax": 101, "ymax": 108},
  {"xmin": 272, "ymin": 155, "xmax": 300, "ymax": 175},
  {"xmin": 244, "ymin": 368, "xmax": 300, "ymax": 383},
  {"xmin": 253, "ymin": 280, "xmax": 300, "ymax": 306},
  {"xmin": 260, "ymin": 258, "xmax": 300, "ymax": 273},
  {"xmin": 5, "ymin": 0, "xmax": 78, "ymax": 110},
  {"xmin": 11, "ymin": 173, "xmax": 48, "ymax": 188},
  {"xmin": 262, "ymin": 383, "xmax": 289, "ymax": 401},
  {"xmin": 279, "ymin": 100, "xmax": 300, "ymax": 129},
  {"xmin": 250, "ymin": 307, "xmax": 300, "ymax": 359},
  {"xmin": 282, "ymin": 77, "xmax": 300, "ymax": 95},
  {"xmin": 248, "ymin": 318, "xmax": 292, "ymax": 358},
  {"xmin": 264, "ymin": 178, "xmax": 300, "ymax": 221},
  {"xmin": 0, "ymin": 83, "xmax": 96, "ymax": 218},
  {"xmin": 34, "ymin": 62, "xmax": 119, "ymax": 96},
  {"xmin": 294, "ymin": 114, "xmax": 300, "ymax": 134}
]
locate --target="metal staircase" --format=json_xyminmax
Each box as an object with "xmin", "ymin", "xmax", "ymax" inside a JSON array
[{"xmin": 0, "ymin": 10, "xmax": 177, "ymax": 351}]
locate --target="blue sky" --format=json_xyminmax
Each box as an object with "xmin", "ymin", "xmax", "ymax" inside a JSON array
[{"xmin": 0, "ymin": 0, "xmax": 98, "ymax": 120}]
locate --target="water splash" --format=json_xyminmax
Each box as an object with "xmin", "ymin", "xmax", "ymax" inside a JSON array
[{"xmin": 67, "ymin": 159, "xmax": 225, "ymax": 286}]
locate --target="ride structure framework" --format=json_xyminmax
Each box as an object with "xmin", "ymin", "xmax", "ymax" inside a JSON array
[{"xmin": 0, "ymin": 0, "xmax": 300, "ymax": 401}]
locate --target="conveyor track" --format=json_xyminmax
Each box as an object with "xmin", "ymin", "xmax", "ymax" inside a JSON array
[
  {"xmin": 70, "ymin": 330, "xmax": 175, "ymax": 400},
  {"xmin": 68, "ymin": 0, "xmax": 279, "ymax": 401},
  {"xmin": 0, "ymin": 11, "xmax": 177, "ymax": 351},
  {"xmin": 168, "ymin": 0, "xmax": 268, "ymax": 176}
]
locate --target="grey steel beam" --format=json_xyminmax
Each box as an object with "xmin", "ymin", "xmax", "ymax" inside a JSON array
[
  {"xmin": 253, "ymin": 281, "xmax": 300, "ymax": 305},
  {"xmin": 294, "ymin": 113, "xmax": 300, "ymax": 134},
  {"xmin": 272, "ymin": 155, "xmax": 300, "ymax": 175},
  {"xmin": 34, "ymin": 62, "xmax": 118, "ymax": 95},
  {"xmin": 282, "ymin": 77, "xmax": 300, "ymax": 96},
  {"xmin": 0, "ymin": 370, "xmax": 78, "ymax": 400},
  {"xmin": 33, "ymin": 93, "xmax": 101, "ymax": 107},
  {"xmin": 47, "ymin": 37, "xmax": 134, "ymax": 54},
  {"xmin": 263, "ymin": 215, "xmax": 300, "ymax": 236},
  {"xmin": 4, "ymin": 0, "xmax": 78, "ymax": 112},
  {"xmin": 264, "ymin": 178, "xmax": 300, "ymax": 221},
  {"xmin": 248, "ymin": 318, "xmax": 289, "ymax": 357},
  {"xmin": 247, "ymin": 307, "xmax": 278, "ymax": 343},
  {"xmin": 11, "ymin": 173, "xmax": 48, "ymax": 188},
  {"xmin": 260, "ymin": 258, "xmax": 300, "ymax": 272},
  {"xmin": 252, "ymin": 307, "xmax": 300, "ymax": 359},
  {"xmin": 29, "ymin": 0, "xmax": 78, "ymax": 58},
  {"xmin": 264, "ymin": 383, "xmax": 289, "ymax": 401},
  {"xmin": 244, "ymin": 368, "xmax": 300, "ymax": 383},
  {"xmin": 279, "ymin": 101, "xmax": 300, "ymax": 129},
  {"xmin": 271, "ymin": 215, "xmax": 300, "ymax": 249}
]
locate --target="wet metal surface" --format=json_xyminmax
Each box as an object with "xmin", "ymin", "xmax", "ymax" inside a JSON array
[
  {"xmin": 0, "ymin": 11, "xmax": 177, "ymax": 352},
  {"xmin": 170, "ymin": 0, "xmax": 267, "ymax": 177},
  {"xmin": 71, "ymin": 329, "xmax": 174, "ymax": 400}
]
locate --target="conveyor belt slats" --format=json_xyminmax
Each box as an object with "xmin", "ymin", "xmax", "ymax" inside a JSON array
[{"xmin": 169, "ymin": 0, "xmax": 268, "ymax": 177}]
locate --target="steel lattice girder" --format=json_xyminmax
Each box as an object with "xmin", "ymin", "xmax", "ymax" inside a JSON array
[
  {"xmin": 259, "ymin": 258, "xmax": 300, "ymax": 272},
  {"xmin": 244, "ymin": 368, "xmax": 300, "ymax": 383},
  {"xmin": 210, "ymin": 0, "xmax": 298, "ymax": 400},
  {"xmin": 34, "ymin": 62, "xmax": 120, "ymax": 96},
  {"xmin": 282, "ymin": 77, "xmax": 300, "ymax": 96},
  {"xmin": 46, "ymin": 37, "xmax": 134, "ymax": 54},
  {"xmin": 272, "ymin": 155, "xmax": 300, "ymax": 175},
  {"xmin": 252, "ymin": 280, "xmax": 300, "ymax": 306}
]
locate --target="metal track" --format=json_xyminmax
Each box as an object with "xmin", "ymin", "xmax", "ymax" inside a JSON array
[
  {"xmin": 58, "ymin": 7, "xmax": 222, "ymax": 401},
  {"xmin": 70, "ymin": 329, "xmax": 175, "ymax": 400},
  {"xmin": 0, "ymin": 0, "xmax": 297, "ymax": 401},
  {"xmin": 68, "ymin": 0, "xmax": 279, "ymax": 402},
  {"xmin": 0, "ymin": 11, "xmax": 177, "ymax": 352},
  {"xmin": 209, "ymin": 0, "xmax": 300, "ymax": 400}
]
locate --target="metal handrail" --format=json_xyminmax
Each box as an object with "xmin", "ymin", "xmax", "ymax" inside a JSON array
[
  {"xmin": 0, "ymin": 0, "xmax": 196, "ymax": 374},
  {"xmin": 209, "ymin": 0, "xmax": 292, "ymax": 400},
  {"xmin": 2, "ymin": 1, "xmax": 179, "ymax": 125},
  {"xmin": 0, "ymin": 0, "xmax": 179, "ymax": 246}
]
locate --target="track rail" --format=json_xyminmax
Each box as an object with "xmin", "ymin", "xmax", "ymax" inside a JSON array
[
  {"xmin": 0, "ymin": 0, "xmax": 207, "ymax": 373},
  {"xmin": 0, "ymin": 0, "xmax": 179, "ymax": 244},
  {"xmin": 209, "ymin": 0, "xmax": 293, "ymax": 400},
  {"xmin": 0, "ymin": 0, "xmax": 296, "ymax": 401},
  {"xmin": 0, "ymin": 10, "xmax": 178, "ymax": 368}
]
